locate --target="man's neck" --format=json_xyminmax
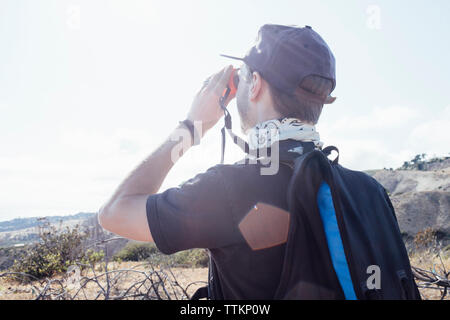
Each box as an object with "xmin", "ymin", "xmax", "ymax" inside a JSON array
[
  {"xmin": 242, "ymin": 106, "xmax": 282, "ymax": 134},
  {"xmin": 255, "ymin": 106, "xmax": 282, "ymax": 127}
]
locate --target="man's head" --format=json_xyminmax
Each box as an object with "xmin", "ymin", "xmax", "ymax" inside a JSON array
[
  {"xmin": 235, "ymin": 63, "xmax": 334, "ymax": 132},
  {"xmin": 223, "ymin": 24, "xmax": 336, "ymax": 133}
]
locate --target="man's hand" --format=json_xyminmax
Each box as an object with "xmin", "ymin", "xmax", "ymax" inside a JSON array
[{"xmin": 187, "ymin": 65, "xmax": 235, "ymax": 137}]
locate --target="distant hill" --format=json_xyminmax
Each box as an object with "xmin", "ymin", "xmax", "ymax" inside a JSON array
[
  {"xmin": 0, "ymin": 212, "xmax": 96, "ymax": 248},
  {"xmin": 369, "ymin": 154, "xmax": 450, "ymax": 246},
  {"xmin": 0, "ymin": 212, "xmax": 95, "ymax": 233}
]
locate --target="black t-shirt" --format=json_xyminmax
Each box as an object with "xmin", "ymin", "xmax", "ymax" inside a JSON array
[{"xmin": 146, "ymin": 161, "xmax": 293, "ymax": 299}]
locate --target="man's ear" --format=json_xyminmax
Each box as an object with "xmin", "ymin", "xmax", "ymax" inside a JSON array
[{"xmin": 249, "ymin": 71, "xmax": 263, "ymax": 101}]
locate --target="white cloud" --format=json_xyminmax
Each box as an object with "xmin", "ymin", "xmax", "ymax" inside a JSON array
[
  {"xmin": 319, "ymin": 104, "xmax": 449, "ymax": 170},
  {"xmin": 326, "ymin": 105, "xmax": 420, "ymax": 133},
  {"xmin": 406, "ymin": 105, "xmax": 450, "ymax": 159}
]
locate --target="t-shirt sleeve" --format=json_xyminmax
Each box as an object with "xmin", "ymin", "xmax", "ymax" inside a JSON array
[{"xmin": 146, "ymin": 166, "xmax": 242, "ymax": 254}]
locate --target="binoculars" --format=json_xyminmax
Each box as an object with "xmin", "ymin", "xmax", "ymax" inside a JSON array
[{"xmin": 222, "ymin": 68, "xmax": 239, "ymax": 101}]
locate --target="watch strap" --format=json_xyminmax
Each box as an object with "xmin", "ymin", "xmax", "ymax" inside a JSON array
[{"xmin": 179, "ymin": 119, "xmax": 200, "ymax": 146}]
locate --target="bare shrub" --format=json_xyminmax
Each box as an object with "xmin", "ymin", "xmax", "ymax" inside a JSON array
[{"xmin": 10, "ymin": 218, "xmax": 103, "ymax": 280}]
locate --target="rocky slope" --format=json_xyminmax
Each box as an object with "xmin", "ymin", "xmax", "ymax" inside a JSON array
[{"xmin": 371, "ymin": 163, "xmax": 450, "ymax": 239}]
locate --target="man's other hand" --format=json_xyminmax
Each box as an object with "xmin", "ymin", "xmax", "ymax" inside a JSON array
[{"xmin": 187, "ymin": 65, "xmax": 235, "ymax": 137}]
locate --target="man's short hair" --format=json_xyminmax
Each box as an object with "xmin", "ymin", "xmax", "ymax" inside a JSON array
[
  {"xmin": 244, "ymin": 65, "xmax": 333, "ymax": 125},
  {"xmin": 268, "ymin": 75, "xmax": 333, "ymax": 125}
]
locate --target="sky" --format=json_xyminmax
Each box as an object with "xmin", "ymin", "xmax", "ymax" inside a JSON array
[{"xmin": 0, "ymin": 0, "xmax": 449, "ymax": 221}]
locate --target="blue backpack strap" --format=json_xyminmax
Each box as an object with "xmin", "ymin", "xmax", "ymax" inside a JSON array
[
  {"xmin": 316, "ymin": 146, "xmax": 357, "ymax": 299},
  {"xmin": 317, "ymin": 181, "xmax": 357, "ymax": 300}
]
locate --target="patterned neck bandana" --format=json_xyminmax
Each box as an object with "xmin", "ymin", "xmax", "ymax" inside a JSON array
[{"xmin": 246, "ymin": 118, "xmax": 324, "ymax": 151}]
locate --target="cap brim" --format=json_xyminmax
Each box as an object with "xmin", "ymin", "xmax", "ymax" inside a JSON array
[{"xmin": 220, "ymin": 54, "xmax": 245, "ymax": 61}]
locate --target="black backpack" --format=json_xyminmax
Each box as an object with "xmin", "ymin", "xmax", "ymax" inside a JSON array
[
  {"xmin": 272, "ymin": 143, "xmax": 421, "ymax": 299},
  {"xmin": 191, "ymin": 142, "xmax": 421, "ymax": 300}
]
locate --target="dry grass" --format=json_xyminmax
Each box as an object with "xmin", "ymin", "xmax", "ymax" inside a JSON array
[
  {"xmin": 0, "ymin": 252, "xmax": 448, "ymax": 300},
  {"xmin": 0, "ymin": 261, "xmax": 208, "ymax": 300},
  {"xmin": 409, "ymin": 249, "xmax": 450, "ymax": 300}
]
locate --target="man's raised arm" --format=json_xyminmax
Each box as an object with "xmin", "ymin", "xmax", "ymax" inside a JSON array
[{"xmin": 97, "ymin": 66, "xmax": 234, "ymax": 242}]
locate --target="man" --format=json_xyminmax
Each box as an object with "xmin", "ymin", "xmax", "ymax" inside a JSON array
[{"xmin": 98, "ymin": 24, "xmax": 339, "ymax": 299}]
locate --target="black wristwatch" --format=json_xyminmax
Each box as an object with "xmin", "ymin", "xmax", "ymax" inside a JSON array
[{"xmin": 179, "ymin": 119, "xmax": 200, "ymax": 146}]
